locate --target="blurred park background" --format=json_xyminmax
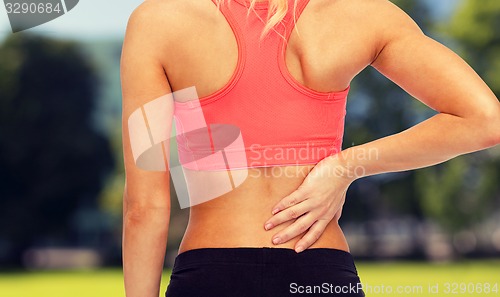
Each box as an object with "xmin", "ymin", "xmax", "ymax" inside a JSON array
[{"xmin": 0, "ymin": 0, "xmax": 499, "ymax": 296}]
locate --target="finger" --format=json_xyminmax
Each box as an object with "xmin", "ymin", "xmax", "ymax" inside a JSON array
[
  {"xmin": 270, "ymin": 186, "xmax": 308, "ymax": 215},
  {"xmin": 270, "ymin": 212, "xmax": 317, "ymax": 245},
  {"xmin": 264, "ymin": 199, "xmax": 311, "ymax": 231},
  {"xmin": 294, "ymin": 219, "xmax": 330, "ymax": 253}
]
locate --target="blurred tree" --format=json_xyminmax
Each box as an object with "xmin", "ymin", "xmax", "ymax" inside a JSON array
[
  {"xmin": 446, "ymin": 0, "xmax": 500, "ymax": 96},
  {"xmin": 0, "ymin": 33, "xmax": 114, "ymax": 267},
  {"xmin": 413, "ymin": 0, "xmax": 500, "ymax": 253}
]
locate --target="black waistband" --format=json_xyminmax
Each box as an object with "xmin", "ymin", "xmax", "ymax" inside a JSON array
[{"xmin": 172, "ymin": 247, "xmax": 357, "ymax": 273}]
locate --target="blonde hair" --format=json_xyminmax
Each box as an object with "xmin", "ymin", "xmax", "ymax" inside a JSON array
[{"xmin": 214, "ymin": 0, "xmax": 299, "ymax": 40}]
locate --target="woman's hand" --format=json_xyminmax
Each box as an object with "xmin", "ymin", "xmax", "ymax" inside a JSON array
[{"xmin": 263, "ymin": 154, "xmax": 356, "ymax": 253}]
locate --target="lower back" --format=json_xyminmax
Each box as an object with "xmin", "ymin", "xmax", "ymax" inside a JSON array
[{"xmin": 178, "ymin": 165, "xmax": 350, "ymax": 254}]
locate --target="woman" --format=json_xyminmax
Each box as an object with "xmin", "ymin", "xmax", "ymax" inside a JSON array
[{"xmin": 120, "ymin": 0, "xmax": 500, "ymax": 296}]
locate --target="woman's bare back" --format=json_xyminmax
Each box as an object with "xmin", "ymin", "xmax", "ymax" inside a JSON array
[
  {"xmin": 159, "ymin": 0, "xmax": 377, "ymax": 96},
  {"xmin": 121, "ymin": 0, "xmax": 500, "ymax": 295},
  {"xmin": 142, "ymin": 0, "xmax": 389, "ymax": 253}
]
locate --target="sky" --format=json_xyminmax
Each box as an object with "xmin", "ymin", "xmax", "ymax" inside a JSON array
[
  {"xmin": 0, "ymin": 0, "xmax": 142, "ymax": 41},
  {"xmin": 0, "ymin": 0, "xmax": 460, "ymax": 41}
]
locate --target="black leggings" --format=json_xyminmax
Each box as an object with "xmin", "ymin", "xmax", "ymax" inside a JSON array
[{"xmin": 165, "ymin": 247, "xmax": 365, "ymax": 297}]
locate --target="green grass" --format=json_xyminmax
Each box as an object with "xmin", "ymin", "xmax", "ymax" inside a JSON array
[
  {"xmin": 0, "ymin": 261, "xmax": 499, "ymax": 297},
  {"xmin": 357, "ymin": 260, "xmax": 500, "ymax": 296}
]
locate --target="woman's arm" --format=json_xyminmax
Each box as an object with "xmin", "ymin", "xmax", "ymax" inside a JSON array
[
  {"xmin": 121, "ymin": 3, "xmax": 173, "ymax": 297},
  {"xmin": 265, "ymin": 0, "xmax": 500, "ymax": 252},
  {"xmin": 343, "ymin": 1, "xmax": 500, "ymax": 174}
]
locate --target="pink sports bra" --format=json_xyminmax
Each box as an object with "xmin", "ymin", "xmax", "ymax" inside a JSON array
[{"xmin": 173, "ymin": 0, "xmax": 350, "ymax": 171}]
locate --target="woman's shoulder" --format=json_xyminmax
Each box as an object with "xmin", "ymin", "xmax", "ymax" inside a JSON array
[
  {"xmin": 315, "ymin": 0, "xmax": 418, "ymax": 29},
  {"xmin": 126, "ymin": 0, "xmax": 219, "ymax": 41},
  {"xmin": 313, "ymin": 0, "xmax": 423, "ymax": 57},
  {"xmin": 128, "ymin": 0, "xmax": 213, "ymax": 25},
  {"xmin": 128, "ymin": 0, "xmax": 180, "ymax": 21}
]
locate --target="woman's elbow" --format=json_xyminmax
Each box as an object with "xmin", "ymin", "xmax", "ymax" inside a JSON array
[
  {"xmin": 477, "ymin": 106, "xmax": 500, "ymax": 148},
  {"xmin": 124, "ymin": 205, "xmax": 170, "ymax": 225},
  {"xmin": 485, "ymin": 125, "xmax": 500, "ymax": 149},
  {"xmin": 123, "ymin": 192, "xmax": 171, "ymax": 228}
]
